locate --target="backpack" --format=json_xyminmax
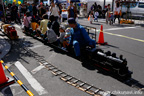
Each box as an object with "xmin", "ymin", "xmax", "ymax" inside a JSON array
[{"xmin": 46, "ymin": 29, "xmax": 57, "ymax": 43}]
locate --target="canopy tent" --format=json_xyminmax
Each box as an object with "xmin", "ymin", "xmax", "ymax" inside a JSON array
[{"xmin": 3, "ymin": 0, "xmax": 23, "ymax": 5}]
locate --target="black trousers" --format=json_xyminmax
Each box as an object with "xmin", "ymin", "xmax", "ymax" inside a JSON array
[{"xmin": 114, "ymin": 15, "xmax": 120, "ymax": 24}]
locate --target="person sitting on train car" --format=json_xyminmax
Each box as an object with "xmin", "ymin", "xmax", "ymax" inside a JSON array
[
  {"xmin": 31, "ymin": 14, "xmax": 41, "ymax": 34},
  {"xmin": 47, "ymin": 15, "xmax": 60, "ymax": 37},
  {"xmin": 31, "ymin": 14, "xmax": 41, "ymax": 25},
  {"xmin": 57, "ymin": 25, "xmax": 66, "ymax": 46},
  {"xmin": 23, "ymin": 12, "xmax": 32, "ymax": 32},
  {"xmin": 36, "ymin": 14, "xmax": 48, "ymax": 37},
  {"xmin": 62, "ymin": 28, "xmax": 71, "ymax": 50},
  {"xmin": 68, "ymin": 18, "xmax": 96, "ymax": 57}
]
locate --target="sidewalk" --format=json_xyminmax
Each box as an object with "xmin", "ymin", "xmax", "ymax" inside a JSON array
[
  {"xmin": 78, "ymin": 17, "xmax": 144, "ymax": 26},
  {"xmin": 0, "ymin": 33, "xmax": 11, "ymax": 59}
]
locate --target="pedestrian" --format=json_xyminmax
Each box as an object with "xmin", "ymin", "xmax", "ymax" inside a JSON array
[
  {"xmin": 68, "ymin": 18, "xmax": 96, "ymax": 58},
  {"xmin": 38, "ymin": 4, "xmax": 46, "ymax": 19},
  {"xmin": 105, "ymin": 4, "xmax": 111, "ymax": 24},
  {"xmin": 94, "ymin": 10, "xmax": 99, "ymax": 22},
  {"xmin": 27, "ymin": 3, "xmax": 33, "ymax": 15},
  {"xmin": 114, "ymin": 3, "xmax": 121, "ymax": 24},
  {"xmin": 94, "ymin": 2, "xmax": 98, "ymax": 11},
  {"xmin": 89, "ymin": 11, "xmax": 94, "ymax": 24},
  {"xmin": 11, "ymin": 2, "xmax": 21, "ymax": 24},
  {"xmin": 32, "ymin": 3, "xmax": 38, "ymax": 16},
  {"xmin": 109, "ymin": 12, "xmax": 114, "ymax": 25},
  {"xmin": 23, "ymin": 2, "xmax": 28, "ymax": 14},
  {"xmin": 50, "ymin": 1, "xmax": 60, "ymax": 21},
  {"xmin": 67, "ymin": 1, "xmax": 77, "ymax": 19},
  {"xmin": 5, "ymin": 8, "xmax": 11, "ymax": 23}
]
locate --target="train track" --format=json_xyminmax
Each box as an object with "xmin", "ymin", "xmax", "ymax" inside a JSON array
[{"xmin": 19, "ymin": 41, "xmax": 111, "ymax": 96}]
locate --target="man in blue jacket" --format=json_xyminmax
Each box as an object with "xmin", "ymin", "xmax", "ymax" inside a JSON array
[{"xmin": 68, "ymin": 18, "xmax": 96, "ymax": 57}]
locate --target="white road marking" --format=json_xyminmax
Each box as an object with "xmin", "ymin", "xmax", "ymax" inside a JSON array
[
  {"xmin": 47, "ymin": 52, "xmax": 57, "ymax": 61},
  {"xmin": 31, "ymin": 65, "xmax": 45, "ymax": 74},
  {"xmin": 31, "ymin": 52, "xmax": 57, "ymax": 74},
  {"xmin": 29, "ymin": 45, "xmax": 43, "ymax": 49},
  {"xmin": 15, "ymin": 61, "xmax": 48, "ymax": 95},
  {"xmin": 93, "ymin": 29, "xmax": 144, "ymax": 43},
  {"xmin": 104, "ymin": 26, "xmax": 139, "ymax": 31}
]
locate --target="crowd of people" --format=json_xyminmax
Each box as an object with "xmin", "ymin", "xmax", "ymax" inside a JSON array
[
  {"xmin": 0, "ymin": 1, "xmax": 96, "ymax": 59},
  {"xmin": 88, "ymin": 2, "xmax": 122, "ymax": 25}
]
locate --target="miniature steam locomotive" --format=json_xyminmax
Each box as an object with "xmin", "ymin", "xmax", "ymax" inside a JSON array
[{"xmin": 0, "ymin": 24, "xmax": 19, "ymax": 40}]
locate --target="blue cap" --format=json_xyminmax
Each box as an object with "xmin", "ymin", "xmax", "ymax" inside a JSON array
[{"xmin": 68, "ymin": 18, "xmax": 76, "ymax": 24}]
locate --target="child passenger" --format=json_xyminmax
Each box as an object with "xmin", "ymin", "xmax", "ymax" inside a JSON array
[
  {"xmin": 62, "ymin": 28, "xmax": 71, "ymax": 49},
  {"xmin": 57, "ymin": 25, "xmax": 65, "ymax": 46},
  {"xmin": 23, "ymin": 12, "xmax": 32, "ymax": 32}
]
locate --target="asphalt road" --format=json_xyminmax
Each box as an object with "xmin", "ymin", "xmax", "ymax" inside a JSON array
[{"xmin": 0, "ymin": 18, "xmax": 144, "ymax": 96}]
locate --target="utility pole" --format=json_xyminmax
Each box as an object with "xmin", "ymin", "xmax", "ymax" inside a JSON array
[
  {"xmin": 103, "ymin": 0, "xmax": 105, "ymax": 9},
  {"xmin": 112, "ymin": 0, "xmax": 114, "ymax": 11}
]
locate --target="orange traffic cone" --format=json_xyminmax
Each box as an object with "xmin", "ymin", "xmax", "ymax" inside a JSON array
[
  {"xmin": 0, "ymin": 61, "xmax": 15, "ymax": 88},
  {"xmin": 0, "ymin": 62, "xmax": 8, "ymax": 85},
  {"xmin": 97, "ymin": 25, "xmax": 108, "ymax": 45},
  {"xmin": 88, "ymin": 16, "xmax": 90, "ymax": 21}
]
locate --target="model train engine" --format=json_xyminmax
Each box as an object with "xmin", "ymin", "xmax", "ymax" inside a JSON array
[
  {"xmin": 86, "ymin": 48, "xmax": 132, "ymax": 80},
  {"xmin": 0, "ymin": 24, "xmax": 19, "ymax": 40}
]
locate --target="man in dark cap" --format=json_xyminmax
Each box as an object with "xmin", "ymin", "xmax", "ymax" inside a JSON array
[{"xmin": 68, "ymin": 18, "xmax": 96, "ymax": 58}]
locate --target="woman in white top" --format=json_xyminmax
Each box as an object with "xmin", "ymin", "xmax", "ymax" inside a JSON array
[{"xmin": 114, "ymin": 3, "xmax": 121, "ymax": 24}]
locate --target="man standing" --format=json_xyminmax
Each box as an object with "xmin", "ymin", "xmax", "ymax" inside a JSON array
[
  {"xmin": 67, "ymin": 1, "xmax": 77, "ymax": 19},
  {"xmin": 50, "ymin": 1, "xmax": 60, "ymax": 21},
  {"xmin": 11, "ymin": 2, "xmax": 21, "ymax": 24}
]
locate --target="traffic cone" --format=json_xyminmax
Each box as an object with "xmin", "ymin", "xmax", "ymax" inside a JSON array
[
  {"xmin": 0, "ymin": 61, "xmax": 15, "ymax": 88},
  {"xmin": 0, "ymin": 62, "xmax": 8, "ymax": 84},
  {"xmin": 88, "ymin": 16, "xmax": 90, "ymax": 21},
  {"xmin": 97, "ymin": 25, "xmax": 108, "ymax": 45}
]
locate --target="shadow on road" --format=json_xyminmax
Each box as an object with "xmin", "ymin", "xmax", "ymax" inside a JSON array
[{"xmin": 0, "ymin": 86, "xmax": 13, "ymax": 96}]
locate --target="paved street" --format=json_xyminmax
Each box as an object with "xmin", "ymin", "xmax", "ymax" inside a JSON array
[{"xmin": 0, "ymin": 18, "xmax": 144, "ymax": 96}]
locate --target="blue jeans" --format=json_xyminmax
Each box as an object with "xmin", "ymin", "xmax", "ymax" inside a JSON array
[{"xmin": 73, "ymin": 39, "xmax": 96, "ymax": 57}]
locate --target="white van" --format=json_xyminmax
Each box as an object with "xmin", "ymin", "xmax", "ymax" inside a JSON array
[{"xmin": 121, "ymin": 1, "xmax": 144, "ymax": 17}]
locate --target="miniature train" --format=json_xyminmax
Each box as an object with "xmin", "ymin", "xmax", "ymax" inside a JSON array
[
  {"xmin": 22, "ymin": 23, "xmax": 132, "ymax": 81},
  {"xmin": 0, "ymin": 24, "xmax": 19, "ymax": 40},
  {"xmin": 0, "ymin": 23, "xmax": 132, "ymax": 80}
]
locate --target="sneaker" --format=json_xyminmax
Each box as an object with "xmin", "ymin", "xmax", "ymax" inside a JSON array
[{"xmin": 61, "ymin": 47, "xmax": 66, "ymax": 50}]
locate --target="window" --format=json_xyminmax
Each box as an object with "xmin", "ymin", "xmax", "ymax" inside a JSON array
[{"xmin": 138, "ymin": 3, "xmax": 144, "ymax": 8}]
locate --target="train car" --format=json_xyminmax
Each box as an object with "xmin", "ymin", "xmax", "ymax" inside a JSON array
[
  {"xmin": 0, "ymin": 24, "xmax": 19, "ymax": 40},
  {"xmin": 22, "ymin": 24, "xmax": 132, "ymax": 81}
]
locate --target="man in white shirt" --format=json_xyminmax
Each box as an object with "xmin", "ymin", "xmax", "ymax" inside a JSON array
[{"xmin": 50, "ymin": 1, "xmax": 61, "ymax": 21}]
